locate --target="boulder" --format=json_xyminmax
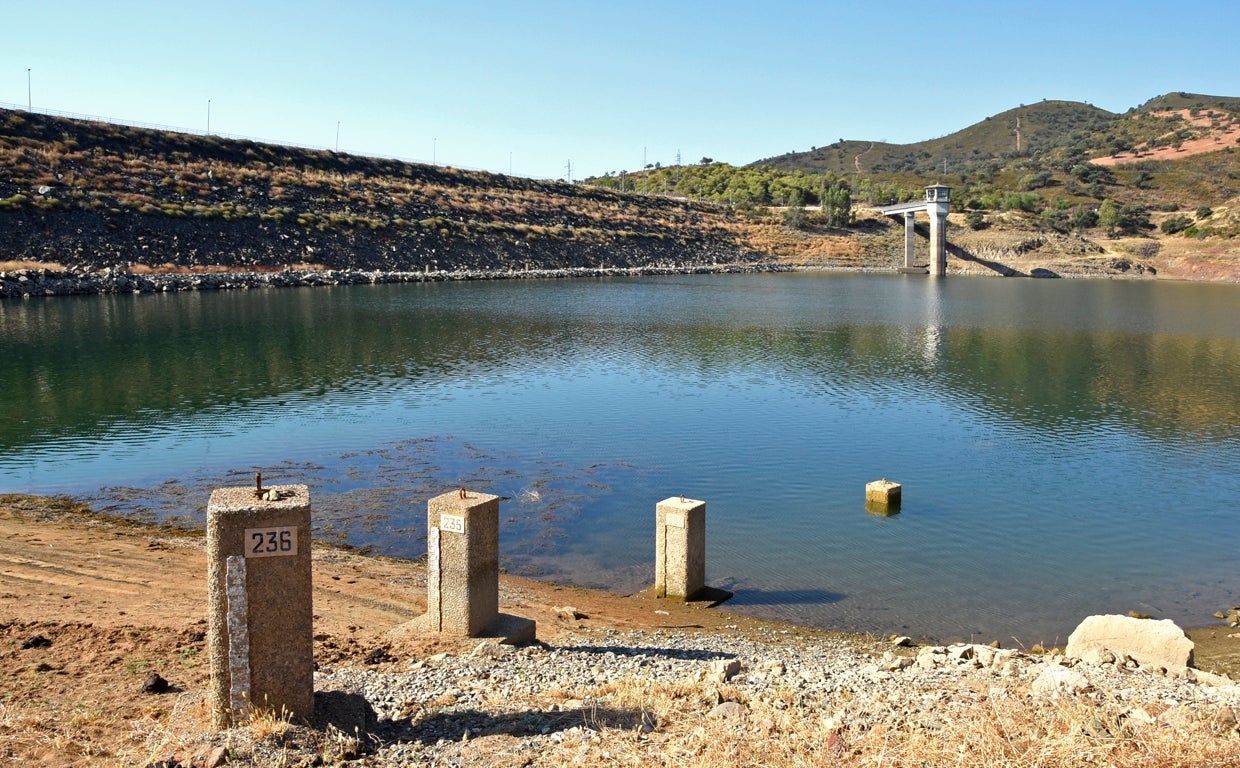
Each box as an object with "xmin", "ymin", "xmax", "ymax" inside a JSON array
[{"xmin": 1065, "ymin": 615, "xmax": 1194, "ymax": 670}]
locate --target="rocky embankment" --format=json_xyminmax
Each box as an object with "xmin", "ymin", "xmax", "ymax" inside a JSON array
[{"xmin": 0, "ymin": 262, "xmax": 789, "ymax": 299}]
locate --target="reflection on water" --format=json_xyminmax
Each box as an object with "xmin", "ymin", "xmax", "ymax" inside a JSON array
[{"xmin": 1, "ymin": 274, "xmax": 1238, "ymax": 643}]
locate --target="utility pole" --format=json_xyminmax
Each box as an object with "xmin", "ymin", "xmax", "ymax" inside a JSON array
[
  {"xmin": 335, "ymin": 121, "xmax": 340, "ymax": 152},
  {"xmin": 433, "ymin": 137, "xmax": 437, "ymax": 165},
  {"xmin": 26, "ymin": 68, "xmax": 31, "ymax": 111},
  {"xmin": 207, "ymin": 99, "xmax": 211, "ymax": 134}
]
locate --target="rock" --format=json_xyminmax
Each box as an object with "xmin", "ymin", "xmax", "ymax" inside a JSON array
[
  {"xmin": 639, "ymin": 712, "xmax": 657, "ymax": 733},
  {"xmin": 1032, "ymin": 665, "xmax": 1092, "ymax": 697},
  {"xmin": 947, "ymin": 644, "xmax": 974, "ymax": 661},
  {"xmin": 554, "ymin": 606, "xmax": 585, "ymax": 621},
  {"xmin": 470, "ymin": 640, "xmax": 514, "ymax": 659},
  {"xmin": 885, "ymin": 655, "xmax": 914, "ymax": 671},
  {"xmin": 1128, "ymin": 610, "xmax": 1151, "ymax": 620},
  {"xmin": 200, "ymin": 746, "xmax": 228, "ymax": 767},
  {"xmin": 707, "ymin": 701, "xmax": 746, "ymax": 720},
  {"xmin": 20, "ymin": 634, "xmax": 52, "ymax": 649},
  {"xmin": 142, "ymin": 673, "xmax": 170, "ymax": 694},
  {"xmin": 1065, "ymin": 615, "xmax": 1194, "ymax": 670},
  {"xmin": 707, "ymin": 658, "xmax": 742, "ymax": 683},
  {"xmin": 1187, "ymin": 668, "xmax": 1234, "ymax": 687},
  {"xmin": 890, "ymin": 635, "xmax": 913, "ymax": 647}
]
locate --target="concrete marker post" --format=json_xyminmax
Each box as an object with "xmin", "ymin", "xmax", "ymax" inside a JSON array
[
  {"xmin": 415, "ymin": 488, "xmax": 535, "ymax": 643},
  {"xmin": 655, "ymin": 496, "xmax": 706, "ymax": 600},
  {"xmin": 207, "ymin": 480, "xmax": 313, "ymax": 728}
]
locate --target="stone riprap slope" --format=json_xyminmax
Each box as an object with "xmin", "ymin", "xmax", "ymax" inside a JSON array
[{"xmin": 0, "ymin": 109, "xmax": 768, "ymax": 277}]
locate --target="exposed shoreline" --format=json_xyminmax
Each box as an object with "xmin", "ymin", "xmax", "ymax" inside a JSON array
[
  {"xmin": 0, "ymin": 262, "xmax": 792, "ymax": 299},
  {"xmin": 1, "ymin": 494, "xmax": 1238, "ymax": 766},
  {"xmin": 3, "ymin": 257, "xmax": 1218, "ymax": 301}
]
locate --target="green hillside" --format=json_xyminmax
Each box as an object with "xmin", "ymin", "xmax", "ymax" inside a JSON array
[
  {"xmin": 757, "ymin": 101, "xmax": 1117, "ymax": 176},
  {"xmin": 1131, "ymin": 92, "xmax": 1240, "ymax": 114}
]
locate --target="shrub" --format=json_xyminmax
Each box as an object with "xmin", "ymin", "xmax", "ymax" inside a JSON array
[
  {"xmin": 965, "ymin": 210, "xmax": 987, "ymax": 230},
  {"xmin": 782, "ymin": 204, "xmax": 807, "ymax": 229},
  {"xmin": 0, "ymin": 193, "xmax": 30, "ymax": 210},
  {"xmin": 1196, "ymin": 205, "xmax": 1213, "ymax": 218},
  {"xmin": 1161, "ymin": 215, "xmax": 1193, "ymax": 235}
]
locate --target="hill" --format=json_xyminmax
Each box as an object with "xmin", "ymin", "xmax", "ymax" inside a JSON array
[
  {"xmin": 756, "ymin": 101, "xmax": 1117, "ymax": 176},
  {"xmin": 3, "ymin": 98, "xmax": 1240, "ymax": 291}
]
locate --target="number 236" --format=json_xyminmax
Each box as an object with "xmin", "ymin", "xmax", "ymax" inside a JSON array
[{"xmin": 249, "ymin": 530, "xmax": 292, "ymax": 554}]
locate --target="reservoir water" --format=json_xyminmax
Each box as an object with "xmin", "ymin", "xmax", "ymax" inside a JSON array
[{"xmin": 2, "ymin": 273, "xmax": 1237, "ymax": 644}]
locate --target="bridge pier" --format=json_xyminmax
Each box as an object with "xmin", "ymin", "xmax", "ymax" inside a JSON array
[{"xmin": 903, "ymin": 212, "xmax": 916, "ymax": 269}]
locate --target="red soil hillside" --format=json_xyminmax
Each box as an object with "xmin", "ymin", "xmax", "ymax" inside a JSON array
[{"xmin": 1093, "ymin": 109, "xmax": 1240, "ymax": 166}]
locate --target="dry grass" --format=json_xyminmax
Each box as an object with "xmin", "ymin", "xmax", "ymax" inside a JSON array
[{"xmin": 0, "ymin": 260, "xmax": 65, "ymax": 272}]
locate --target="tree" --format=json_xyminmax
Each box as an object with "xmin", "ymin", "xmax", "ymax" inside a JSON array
[
  {"xmin": 699, "ymin": 157, "xmax": 714, "ymax": 165},
  {"xmin": 820, "ymin": 183, "xmax": 853, "ymax": 227},
  {"xmin": 1098, "ymin": 199, "xmax": 1120, "ymax": 235},
  {"xmin": 1070, "ymin": 207, "xmax": 1098, "ymax": 230},
  {"xmin": 1114, "ymin": 204, "xmax": 1151, "ymax": 235}
]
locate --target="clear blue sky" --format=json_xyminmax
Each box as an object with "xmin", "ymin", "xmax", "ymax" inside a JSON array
[{"xmin": 5, "ymin": 1, "xmax": 1238, "ymax": 180}]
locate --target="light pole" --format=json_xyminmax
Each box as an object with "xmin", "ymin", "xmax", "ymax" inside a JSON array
[
  {"xmin": 207, "ymin": 99, "xmax": 211, "ymax": 134},
  {"xmin": 27, "ymin": 68, "xmax": 31, "ymax": 112},
  {"xmin": 433, "ymin": 137, "xmax": 437, "ymax": 165},
  {"xmin": 335, "ymin": 121, "xmax": 340, "ymax": 152}
]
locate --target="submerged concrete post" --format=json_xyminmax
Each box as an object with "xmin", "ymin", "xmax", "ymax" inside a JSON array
[
  {"xmin": 655, "ymin": 496, "xmax": 706, "ymax": 600},
  {"xmin": 207, "ymin": 482, "xmax": 313, "ymax": 728},
  {"xmin": 865, "ymin": 479, "xmax": 902, "ymax": 516},
  {"xmin": 426, "ymin": 490, "xmax": 500, "ymax": 635}
]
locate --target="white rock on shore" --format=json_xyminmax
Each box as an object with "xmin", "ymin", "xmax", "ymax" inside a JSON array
[{"xmin": 1065, "ymin": 614, "xmax": 1195, "ymax": 670}]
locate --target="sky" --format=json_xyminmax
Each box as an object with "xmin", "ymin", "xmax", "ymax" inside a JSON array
[{"xmin": 5, "ymin": 1, "xmax": 1239, "ymax": 181}]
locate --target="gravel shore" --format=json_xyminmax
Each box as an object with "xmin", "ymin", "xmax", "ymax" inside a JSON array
[{"xmin": 303, "ymin": 617, "xmax": 1240, "ymax": 766}]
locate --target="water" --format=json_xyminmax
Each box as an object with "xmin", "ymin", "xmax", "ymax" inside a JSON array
[{"xmin": 2, "ymin": 273, "xmax": 1238, "ymax": 644}]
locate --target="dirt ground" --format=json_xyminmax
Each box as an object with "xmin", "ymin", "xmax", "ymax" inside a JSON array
[
  {"xmin": 0, "ymin": 494, "xmax": 1236, "ymax": 766},
  {"xmin": 0, "ymin": 495, "xmax": 882, "ymax": 766}
]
